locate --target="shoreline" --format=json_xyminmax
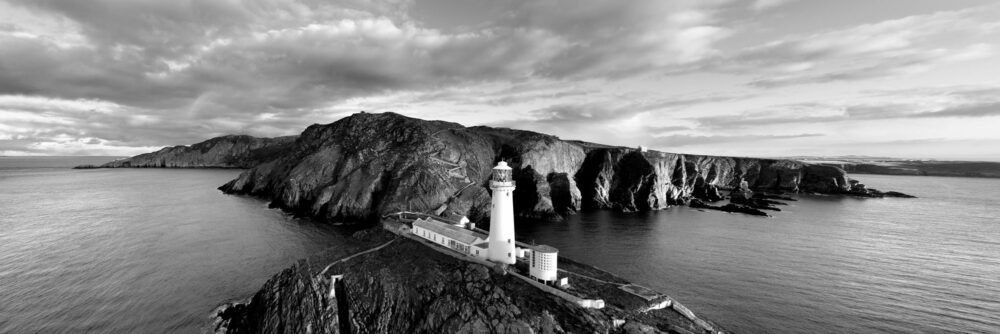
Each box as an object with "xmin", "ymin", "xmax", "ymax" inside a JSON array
[{"xmin": 211, "ymin": 223, "xmax": 731, "ymax": 334}]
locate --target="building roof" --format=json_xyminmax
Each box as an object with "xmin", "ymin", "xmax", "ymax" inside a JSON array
[
  {"xmin": 413, "ymin": 217, "xmax": 485, "ymax": 245},
  {"xmin": 532, "ymin": 244, "xmax": 558, "ymax": 253}
]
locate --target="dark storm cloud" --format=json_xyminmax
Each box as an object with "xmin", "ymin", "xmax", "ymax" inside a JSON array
[
  {"xmin": 0, "ymin": 34, "xmax": 206, "ymax": 109},
  {"xmin": 1, "ymin": 0, "xmax": 623, "ymax": 115},
  {"xmin": 0, "ymin": 0, "xmax": 607, "ymax": 153},
  {"xmin": 0, "ymin": 0, "xmax": 728, "ymax": 112}
]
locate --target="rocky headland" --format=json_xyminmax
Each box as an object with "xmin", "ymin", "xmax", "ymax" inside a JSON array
[
  {"xmin": 213, "ymin": 228, "xmax": 727, "ymax": 334},
  {"xmin": 216, "ymin": 112, "xmax": 909, "ymax": 223},
  {"xmin": 76, "ymin": 135, "xmax": 296, "ymax": 169}
]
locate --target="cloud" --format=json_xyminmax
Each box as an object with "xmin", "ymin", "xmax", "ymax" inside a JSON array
[
  {"xmin": 0, "ymin": 0, "xmax": 739, "ymax": 155},
  {"xmin": 846, "ymin": 86, "xmax": 1000, "ymax": 119},
  {"xmin": 644, "ymin": 125, "xmax": 692, "ymax": 134},
  {"xmin": 689, "ymin": 85, "xmax": 1000, "ymax": 130},
  {"xmin": 0, "ymin": 0, "xmax": 583, "ymax": 153},
  {"xmin": 0, "ymin": 95, "xmax": 168, "ymax": 155},
  {"xmin": 650, "ymin": 133, "xmax": 823, "ymax": 147},
  {"xmin": 0, "ymin": 0, "xmax": 734, "ymax": 106},
  {"xmin": 717, "ymin": 5, "xmax": 1000, "ymax": 87},
  {"xmin": 0, "ymin": 0, "xmax": 998, "ymax": 158},
  {"xmin": 855, "ymin": 102, "xmax": 1000, "ymax": 119},
  {"xmin": 746, "ymin": 44, "xmax": 995, "ymax": 88},
  {"xmin": 751, "ymin": 0, "xmax": 797, "ymax": 12},
  {"xmin": 509, "ymin": 92, "xmax": 754, "ymax": 127}
]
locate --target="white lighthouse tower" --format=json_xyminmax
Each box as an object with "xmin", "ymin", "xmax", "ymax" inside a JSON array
[{"xmin": 487, "ymin": 161, "xmax": 517, "ymax": 264}]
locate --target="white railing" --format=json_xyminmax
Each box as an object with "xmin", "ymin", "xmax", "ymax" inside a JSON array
[{"xmin": 490, "ymin": 180, "xmax": 516, "ymax": 188}]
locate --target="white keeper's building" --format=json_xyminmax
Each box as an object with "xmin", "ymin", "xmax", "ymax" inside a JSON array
[{"xmin": 411, "ymin": 217, "xmax": 489, "ymax": 258}]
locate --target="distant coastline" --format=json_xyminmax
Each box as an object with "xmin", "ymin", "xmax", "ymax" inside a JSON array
[{"xmin": 790, "ymin": 157, "xmax": 1000, "ymax": 179}]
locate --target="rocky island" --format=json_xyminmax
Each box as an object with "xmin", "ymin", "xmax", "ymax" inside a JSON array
[
  {"xmin": 88, "ymin": 112, "xmax": 909, "ymax": 223},
  {"xmin": 84, "ymin": 111, "xmax": 914, "ymax": 334},
  {"xmin": 212, "ymin": 112, "xmax": 907, "ymax": 223}
]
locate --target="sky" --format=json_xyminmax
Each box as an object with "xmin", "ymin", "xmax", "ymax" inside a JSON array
[{"xmin": 1, "ymin": 0, "xmax": 999, "ymax": 161}]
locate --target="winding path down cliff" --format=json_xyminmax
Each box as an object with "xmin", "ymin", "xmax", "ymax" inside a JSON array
[
  {"xmin": 213, "ymin": 234, "xmax": 723, "ymax": 334},
  {"xmin": 218, "ymin": 112, "xmax": 878, "ymax": 223}
]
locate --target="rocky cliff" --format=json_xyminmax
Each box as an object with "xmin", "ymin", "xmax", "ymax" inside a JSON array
[
  {"xmin": 92, "ymin": 135, "xmax": 297, "ymax": 168},
  {"xmin": 219, "ymin": 112, "xmax": 876, "ymax": 223},
  {"xmin": 213, "ymin": 232, "xmax": 720, "ymax": 334}
]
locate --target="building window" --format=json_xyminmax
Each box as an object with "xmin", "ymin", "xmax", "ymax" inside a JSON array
[{"xmin": 508, "ymin": 252, "xmax": 511, "ymax": 258}]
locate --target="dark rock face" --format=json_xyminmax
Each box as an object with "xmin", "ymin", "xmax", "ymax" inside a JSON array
[
  {"xmin": 218, "ymin": 112, "xmax": 876, "ymax": 223},
  {"xmin": 690, "ymin": 199, "xmax": 770, "ymax": 217},
  {"xmin": 218, "ymin": 113, "xmax": 590, "ymax": 223},
  {"xmin": 94, "ymin": 135, "xmax": 297, "ymax": 168},
  {"xmin": 214, "ymin": 238, "xmax": 685, "ymax": 334}
]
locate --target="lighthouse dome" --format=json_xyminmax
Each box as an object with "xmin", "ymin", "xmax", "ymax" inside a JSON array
[{"xmin": 494, "ymin": 161, "xmax": 511, "ymax": 170}]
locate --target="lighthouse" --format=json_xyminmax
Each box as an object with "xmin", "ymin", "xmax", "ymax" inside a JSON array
[{"xmin": 487, "ymin": 161, "xmax": 517, "ymax": 264}]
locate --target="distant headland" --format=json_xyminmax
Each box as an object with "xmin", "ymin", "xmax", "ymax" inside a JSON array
[{"xmin": 787, "ymin": 156, "xmax": 1000, "ymax": 178}]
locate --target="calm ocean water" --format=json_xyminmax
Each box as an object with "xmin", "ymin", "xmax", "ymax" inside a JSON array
[
  {"xmin": 518, "ymin": 174, "xmax": 1000, "ymax": 333},
  {"xmin": 0, "ymin": 157, "xmax": 357, "ymax": 333},
  {"xmin": 2, "ymin": 157, "xmax": 998, "ymax": 333}
]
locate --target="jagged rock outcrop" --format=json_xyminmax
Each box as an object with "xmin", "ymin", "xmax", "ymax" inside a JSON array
[
  {"xmin": 217, "ymin": 112, "xmax": 892, "ymax": 223},
  {"xmin": 843, "ymin": 179, "xmax": 918, "ymax": 198},
  {"xmin": 690, "ymin": 199, "xmax": 770, "ymax": 217},
  {"xmin": 91, "ymin": 135, "xmax": 297, "ymax": 168},
  {"xmin": 213, "ymin": 235, "xmax": 714, "ymax": 334}
]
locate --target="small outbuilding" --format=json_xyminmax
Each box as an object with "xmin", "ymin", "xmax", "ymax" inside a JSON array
[{"xmin": 529, "ymin": 244, "xmax": 559, "ymax": 282}]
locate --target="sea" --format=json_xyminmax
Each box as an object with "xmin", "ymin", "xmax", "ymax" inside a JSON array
[
  {"xmin": 1, "ymin": 157, "xmax": 998, "ymax": 333},
  {"xmin": 0, "ymin": 157, "xmax": 358, "ymax": 333},
  {"xmin": 518, "ymin": 173, "xmax": 1000, "ymax": 333}
]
